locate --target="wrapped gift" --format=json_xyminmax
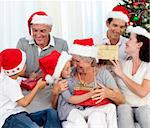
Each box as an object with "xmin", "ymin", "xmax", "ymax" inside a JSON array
[
  {"xmin": 96, "ymin": 45, "xmax": 118, "ymax": 60},
  {"xmin": 21, "ymin": 79, "xmax": 38, "ymax": 90},
  {"xmin": 74, "ymin": 85, "xmax": 111, "ymax": 106},
  {"xmin": 20, "ymin": 73, "xmax": 43, "ymax": 90}
]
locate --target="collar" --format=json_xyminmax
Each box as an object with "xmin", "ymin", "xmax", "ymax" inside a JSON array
[{"xmin": 102, "ymin": 31, "xmax": 122, "ymax": 46}]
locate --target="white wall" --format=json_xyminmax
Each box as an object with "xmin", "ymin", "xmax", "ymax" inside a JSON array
[{"xmin": 0, "ymin": 0, "xmax": 121, "ymax": 51}]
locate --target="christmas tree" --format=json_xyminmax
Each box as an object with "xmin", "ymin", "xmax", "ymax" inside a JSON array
[{"xmin": 119, "ymin": 0, "xmax": 150, "ymax": 36}]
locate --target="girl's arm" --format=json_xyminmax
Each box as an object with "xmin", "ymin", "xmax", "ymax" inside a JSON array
[{"xmin": 68, "ymin": 90, "xmax": 94, "ymax": 104}]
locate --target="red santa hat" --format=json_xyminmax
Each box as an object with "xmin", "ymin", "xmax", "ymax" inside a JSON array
[
  {"xmin": 28, "ymin": 11, "xmax": 53, "ymax": 35},
  {"xmin": 69, "ymin": 38, "xmax": 98, "ymax": 58},
  {"xmin": 39, "ymin": 50, "xmax": 72, "ymax": 83},
  {"xmin": 1, "ymin": 49, "xmax": 26, "ymax": 76},
  {"xmin": 0, "ymin": 52, "xmax": 2, "ymax": 73},
  {"xmin": 106, "ymin": 5, "xmax": 129, "ymax": 23},
  {"xmin": 127, "ymin": 26, "xmax": 150, "ymax": 39}
]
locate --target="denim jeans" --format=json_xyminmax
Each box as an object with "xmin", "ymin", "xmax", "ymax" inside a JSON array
[
  {"xmin": 117, "ymin": 104, "xmax": 150, "ymax": 128},
  {"xmin": 2, "ymin": 108, "xmax": 62, "ymax": 128}
]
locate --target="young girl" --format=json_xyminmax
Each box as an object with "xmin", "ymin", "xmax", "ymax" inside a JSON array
[{"xmin": 0, "ymin": 48, "xmax": 62, "ymax": 128}]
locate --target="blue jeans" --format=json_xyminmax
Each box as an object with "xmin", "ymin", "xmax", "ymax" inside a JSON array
[
  {"xmin": 2, "ymin": 108, "xmax": 62, "ymax": 128},
  {"xmin": 117, "ymin": 104, "xmax": 150, "ymax": 128}
]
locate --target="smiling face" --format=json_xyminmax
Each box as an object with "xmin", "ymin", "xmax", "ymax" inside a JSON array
[
  {"xmin": 106, "ymin": 18, "xmax": 126, "ymax": 44},
  {"xmin": 31, "ymin": 24, "xmax": 51, "ymax": 48},
  {"xmin": 72, "ymin": 55, "xmax": 92, "ymax": 74},
  {"xmin": 125, "ymin": 33, "xmax": 142, "ymax": 56}
]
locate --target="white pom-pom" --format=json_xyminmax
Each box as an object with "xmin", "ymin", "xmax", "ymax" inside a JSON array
[
  {"xmin": 25, "ymin": 35, "xmax": 34, "ymax": 41},
  {"xmin": 45, "ymin": 75, "xmax": 54, "ymax": 84}
]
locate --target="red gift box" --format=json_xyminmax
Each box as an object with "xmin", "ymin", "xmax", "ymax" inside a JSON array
[
  {"xmin": 20, "ymin": 73, "xmax": 43, "ymax": 90},
  {"xmin": 74, "ymin": 86, "xmax": 111, "ymax": 106},
  {"xmin": 21, "ymin": 79, "xmax": 37, "ymax": 90}
]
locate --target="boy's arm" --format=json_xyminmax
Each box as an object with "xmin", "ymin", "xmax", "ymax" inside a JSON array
[{"xmin": 17, "ymin": 79, "xmax": 46, "ymax": 107}]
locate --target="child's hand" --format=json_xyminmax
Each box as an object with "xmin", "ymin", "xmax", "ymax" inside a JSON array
[
  {"xmin": 29, "ymin": 72, "xmax": 37, "ymax": 80},
  {"xmin": 36, "ymin": 78, "xmax": 47, "ymax": 90},
  {"xmin": 53, "ymin": 79, "xmax": 68, "ymax": 95}
]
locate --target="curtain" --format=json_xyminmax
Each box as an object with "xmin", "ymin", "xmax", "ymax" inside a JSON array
[{"xmin": 0, "ymin": 0, "xmax": 121, "ymax": 51}]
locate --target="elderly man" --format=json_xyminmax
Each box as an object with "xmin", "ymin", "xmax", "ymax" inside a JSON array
[
  {"xmin": 17, "ymin": 11, "xmax": 68, "ymax": 78},
  {"xmin": 16, "ymin": 11, "xmax": 68, "ymax": 112},
  {"xmin": 95, "ymin": 5, "xmax": 129, "ymax": 61}
]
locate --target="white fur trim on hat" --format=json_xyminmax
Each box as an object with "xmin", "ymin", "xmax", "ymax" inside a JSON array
[
  {"xmin": 52, "ymin": 51, "xmax": 72, "ymax": 79},
  {"xmin": 69, "ymin": 44, "xmax": 98, "ymax": 58},
  {"xmin": 106, "ymin": 11, "xmax": 129, "ymax": 22},
  {"xmin": 4, "ymin": 50, "xmax": 26, "ymax": 76},
  {"xmin": 127, "ymin": 26, "xmax": 150, "ymax": 39},
  {"xmin": 45, "ymin": 74, "xmax": 54, "ymax": 84},
  {"xmin": 0, "ymin": 69, "xmax": 4, "ymax": 81},
  {"xmin": 31, "ymin": 15, "xmax": 53, "ymax": 25},
  {"xmin": 25, "ymin": 35, "xmax": 34, "ymax": 42}
]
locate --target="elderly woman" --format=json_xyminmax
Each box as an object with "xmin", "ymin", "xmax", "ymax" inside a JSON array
[
  {"xmin": 111, "ymin": 26, "xmax": 150, "ymax": 128},
  {"xmin": 56, "ymin": 38, "xmax": 125, "ymax": 128}
]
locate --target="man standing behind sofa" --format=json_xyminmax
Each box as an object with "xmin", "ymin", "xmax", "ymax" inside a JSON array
[
  {"xmin": 95, "ymin": 5, "xmax": 130, "ymax": 61},
  {"xmin": 16, "ymin": 11, "xmax": 68, "ymax": 112}
]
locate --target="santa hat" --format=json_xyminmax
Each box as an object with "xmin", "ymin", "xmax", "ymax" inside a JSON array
[
  {"xmin": 1, "ymin": 49, "xmax": 26, "ymax": 76},
  {"xmin": 106, "ymin": 5, "xmax": 129, "ymax": 23},
  {"xmin": 127, "ymin": 26, "xmax": 150, "ymax": 39},
  {"xmin": 39, "ymin": 50, "xmax": 72, "ymax": 84},
  {"xmin": 69, "ymin": 38, "xmax": 98, "ymax": 58},
  {"xmin": 28, "ymin": 11, "xmax": 53, "ymax": 35},
  {"xmin": 0, "ymin": 52, "xmax": 2, "ymax": 73}
]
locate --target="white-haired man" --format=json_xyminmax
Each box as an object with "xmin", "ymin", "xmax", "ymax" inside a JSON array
[{"xmin": 16, "ymin": 11, "xmax": 68, "ymax": 112}]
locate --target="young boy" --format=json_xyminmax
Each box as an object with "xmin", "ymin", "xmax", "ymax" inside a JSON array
[{"xmin": 0, "ymin": 48, "xmax": 62, "ymax": 128}]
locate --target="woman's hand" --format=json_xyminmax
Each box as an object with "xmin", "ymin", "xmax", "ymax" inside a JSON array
[
  {"xmin": 52, "ymin": 79, "xmax": 68, "ymax": 95},
  {"xmin": 92, "ymin": 88, "xmax": 110, "ymax": 104},
  {"xmin": 110, "ymin": 59, "xmax": 124, "ymax": 78}
]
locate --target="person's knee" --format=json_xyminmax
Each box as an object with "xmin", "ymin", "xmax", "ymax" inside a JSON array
[
  {"xmin": 117, "ymin": 104, "xmax": 132, "ymax": 114},
  {"xmin": 107, "ymin": 103, "xmax": 116, "ymax": 111},
  {"xmin": 67, "ymin": 109, "xmax": 84, "ymax": 122},
  {"xmin": 89, "ymin": 111, "xmax": 105, "ymax": 121},
  {"xmin": 88, "ymin": 112, "xmax": 107, "ymax": 128},
  {"xmin": 136, "ymin": 105, "xmax": 150, "ymax": 115},
  {"xmin": 135, "ymin": 105, "xmax": 150, "ymax": 126},
  {"xmin": 46, "ymin": 108, "xmax": 59, "ymax": 118}
]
